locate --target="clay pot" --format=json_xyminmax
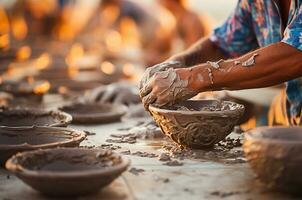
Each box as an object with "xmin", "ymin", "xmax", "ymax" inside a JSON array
[
  {"xmin": 243, "ymin": 126, "xmax": 302, "ymax": 195},
  {"xmin": 59, "ymin": 102, "xmax": 127, "ymax": 124},
  {"xmin": 0, "ymin": 126, "xmax": 86, "ymax": 165},
  {"xmin": 0, "ymin": 107, "xmax": 72, "ymax": 127},
  {"xmin": 149, "ymin": 100, "xmax": 244, "ymax": 149},
  {"xmin": 6, "ymin": 148, "xmax": 130, "ymax": 196}
]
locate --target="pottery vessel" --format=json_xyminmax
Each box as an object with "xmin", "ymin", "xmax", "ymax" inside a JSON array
[
  {"xmin": 149, "ymin": 100, "xmax": 244, "ymax": 149},
  {"xmin": 6, "ymin": 148, "xmax": 130, "ymax": 196},
  {"xmin": 60, "ymin": 102, "xmax": 127, "ymax": 124},
  {"xmin": 243, "ymin": 126, "xmax": 302, "ymax": 195},
  {"xmin": 0, "ymin": 126, "xmax": 86, "ymax": 165},
  {"xmin": 0, "ymin": 107, "xmax": 72, "ymax": 127}
]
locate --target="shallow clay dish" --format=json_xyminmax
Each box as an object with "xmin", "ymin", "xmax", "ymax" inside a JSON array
[
  {"xmin": 0, "ymin": 126, "xmax": 86, "ymax": 165},
  {"xmin": 6, "ymin": 148, "xmax": 130, "ymax": 196},
  {"xmin": 59, "ymin": 102, "xmax": 127, "ymax": 124},
  {"xmin": 0, "ymin": 107, "xmax": 72, "ymax": 127},
  {"xmin": 243, "ymin": 126, "xmax": 302, "ymax": 194},
  {"xmin": 149, "ymin": 100, "xmax": 244, "ymax": 149}
]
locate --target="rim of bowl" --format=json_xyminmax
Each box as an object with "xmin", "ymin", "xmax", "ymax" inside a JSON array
[
  {"xmin": 6, "ymin": 148, "xmax": 130, "ymax": 178},
  {"xmin": 245, "ymin": 126, "xmax": 302, "ymax": 145},
  {"xmin": 0, "ymin": 126, "xmax": 86, "ymax": 150},
  {"xmin": 149, "ymin": 100, "xmax": 244, "ymax": 116},
  {"xmin": 0, "ymin": 108, "xmax": 73, "ymax": 128}
]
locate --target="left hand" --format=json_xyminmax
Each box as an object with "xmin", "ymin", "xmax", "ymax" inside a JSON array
[{"xmin": 140, "ymin": 67, "xmax": 200, "ymax": 109}]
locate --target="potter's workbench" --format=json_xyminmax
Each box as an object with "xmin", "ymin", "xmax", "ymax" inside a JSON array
[{"xmin": 0, "ymin": 119, "xmax": 300, "ymax": 200}]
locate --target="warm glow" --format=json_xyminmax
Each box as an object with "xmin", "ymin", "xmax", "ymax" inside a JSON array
[
  {"xmin": 240, "ymin": 117, "xmax": 257, "ymax": 131},
  {"xmin": 122, "ymin": 63, "xmax": 135, "ymax": 76},
  {"xmin": 101, "ymin": 4, "xmax": 120, "ymax": 25},
  {"xmin": 119, "ymin": 17, "xmax": 140, "ymax": 47},
  {"xmin": 58, "ymin": 86, "xmax": 68, "ymax": 94},
  {"xmin": 0, "ymin": 34, "xmax": 9, "ymax": 49},
  {"xmin": 105, "ymin": 30, "xmax": 122, "ymax": 52},
  {"xmin": 16, "ymin": 46, "xmax": 31, "ymax": 61},
  {"xmin": 0, "ymin": 6, "xmax": 9, "ymax": 34},
  {"xmin": 33, "ymin": 81, "xmax": 50, "ymax": 94},
  {"xmin": 68, "ymin": 65, "xmax": 78, "ymax": 78},
  {"xmin": 11, "ymin": 15, "xmax": 28, "ymax": 40},
  {"xmin": 27, "ymin": 76, "xmax": 34, "ymax": 84},
  {"xmin": 100, "ymin": 61, "xmax": 116, "ymax": 75},
  {"xmin": 66, "ymin": 43, "xmax": 84, "ymax": 66},
  {"xmin": 35, "ymin": 53, "xmax": 51, "ymax": 70}
]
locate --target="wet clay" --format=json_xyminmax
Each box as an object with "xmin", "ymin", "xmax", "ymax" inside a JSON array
[
  {"xmin": 244, "ymin": 126, "xmax": 302, "ymax": 195},
  {"xmin": 206, "ymin": 59, "xmax": 223, "ymax": 69},
  {"xmin": 129, "ymin": 167, "xmax": 145, "ymax": 175},
  {"xmin": 5, "ymin": 148, "xmax": 130, "ymax": 196},
  {"xmin": 0, "ymin": 107, "xmax": 72, "ymax": 127},
  {"xmin": 149, "ymin": 100, "xmax": 244, "ymax": 149},
  {"xmin": 127, "ymin": 119, "xmax": 164, "ymax": 139},
  {"xmin": 242, "ymin": 53, "xmax": 259, "ymax": 67},
  {"xmin": 0, "ymin": 126, "xmax": 86, "ymax": 165},
  {"xmin": 59, "ymin": 102, "xmax": 127, "ymax": 124}
]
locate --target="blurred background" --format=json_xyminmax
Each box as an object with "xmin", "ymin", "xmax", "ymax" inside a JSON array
[{"xmin": 0, "ymin": 0, "xmax": 279, "ymax": 129}]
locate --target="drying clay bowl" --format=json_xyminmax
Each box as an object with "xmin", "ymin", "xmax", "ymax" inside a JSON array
[
  {"xmin": 243, "ymin": 126, "xmax": 302, "ymax": 195},
  {"xmin": 149, "ymin": 100, "xmax": 244, "ymax": 149},
  {"xmin": 0, "ymin": 126, "xmax": 86, "ymax": 165},
  {"xmin": 6, "ymin": 148, "xmax": 130, "ymax": 196},
  {"xmin": 59, "ymin": 102, "xmax": 127, "ymax": 124},
  {"xmin": 0, "ymin": 107, "xmax": 72, "ymax": 127}
]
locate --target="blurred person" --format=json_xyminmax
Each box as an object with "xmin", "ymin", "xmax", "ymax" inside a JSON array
[{"xmin": 140, "ymin": 0, "xmax": 302, "ymax": 126}]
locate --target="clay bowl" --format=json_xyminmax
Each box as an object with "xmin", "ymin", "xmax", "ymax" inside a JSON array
[
  {"xmin": 59, "ymin": 102, "xmax": 127, "ymax": 124},
  {"xmin": 0, "ymin": 107, "xmax": 72, "ymax": 127},
  {"xmin": 243, "ymin": 126, "xmax": 302, "ymax": 195},
  {"xmin": 0, "ymin": 126, "xmax": 86, "ymax": 165},
  {"xmin": 149, "ymin": 100, "xmax": 244, "ymax": 149},
  {"xmin": 6, "ymin": 148, "xmax": 130, "ymax": 196}
]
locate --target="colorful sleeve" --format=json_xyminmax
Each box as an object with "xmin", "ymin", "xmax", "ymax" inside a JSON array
[
  {"xmin": 210, "ymin": 0, "xmax": 258, "ymax": 58},
  {"xmin": 282, "ymin": 6, "xmax": 302, "ymax": 51}
]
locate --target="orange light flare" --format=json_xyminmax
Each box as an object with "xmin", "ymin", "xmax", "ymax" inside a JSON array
[
  {"xmin": 104, "ymin": 30, "xmax": 122, "ymax": 53},
  {"xmin": 35, "ymin": 53, "xmax": 51, "ymax": 70},
  {"xmin": 58, "ymin": 86, "xmax": 68, "ymax": 95},
  {"xmin": 0, "ymin": 6, "xmax": 10, "ymax": 49},
  {"xmin": 16, "ymin": 45, "xmax": 31, "ymax": 61},
  {"xmin": 33, "ymin": 80, "xmax": 50, "ymax": 94},
  {"xmin": 11, "ymin": 15, "xmax": 28, "ymax": 40},
  {"xmin": 65, "ymin": 43, "xmax": 84, "ymax": 66},
  {"xmin": 119, "ymin": 17, "xmax": 141, "ymax": 48},
  {"xmin": 100, "ymin": 61, "xmax": 116, "ymax": 75},
  {"xmin": 122, "ymin": 63, "xmax": 144, "ymax": 81}
]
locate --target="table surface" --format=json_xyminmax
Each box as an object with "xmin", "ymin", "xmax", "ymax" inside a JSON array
[{"xmin": 0, "ymin": 119, "xmax": 300, "ymax": 200}]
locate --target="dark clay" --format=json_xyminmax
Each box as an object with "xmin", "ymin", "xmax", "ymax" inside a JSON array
[
  {"xmin": 149, "ymin": 100, "xmax": 244, "ymax": 149},
  {"xmin": 0, "ymin": 126, "xmax": 86, "ymax": 165},
  {"xmin": 6, "ymin": 148, "xmax": 130, "ymax": 196},
  {"xmin": 0, "ymin": 107, "xmax": 72, "ymax": 127},
  {"xmin": 59, "ymin": 102, "xmax": 127, "ymax": 124},
  {"xmin": 243, "ymin": 126, "xmax": 302, "ymax": 195}
]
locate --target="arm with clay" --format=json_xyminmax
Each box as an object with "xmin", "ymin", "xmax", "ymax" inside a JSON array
[{"xmin": 190, "ymin": 42, "xmax": 302, "ymax": 92}]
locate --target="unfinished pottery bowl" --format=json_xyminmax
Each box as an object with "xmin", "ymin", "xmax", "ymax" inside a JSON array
[
  {"xmin": 0, "ymin": 107, "xmax": 72, "ymax": 127},
  {"xmin": 6, "ymin": 148, "xmax": 130, "ymax": 196},
  {"xmin": 0, "ymin": 126, "xmax": 86, "ymax": 165},
  {"xmin": 59, "ymin": 102, "xmax": 127, "ymax": 124},
  {"xmin": 243, "ymin": 126, "xmax": 302, "ymax": 194},
  {"xmin": 149, "ymin": 100, "xmax": 244, "ymax": 149}
]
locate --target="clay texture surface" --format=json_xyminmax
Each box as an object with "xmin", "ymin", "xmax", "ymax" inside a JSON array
[
  {"xmin": 0, "ymin": 126, "xmax": 86, "ymax": 165},
  {"xmin": 59, "ymin": 102, "xmax": 127, "ymax": 124},
  {"xmin": 149, "ymin": 100, "xmax": 244, "ymax": 149},
  {"xmin": 0, "ymin": 107, "xmax": 72, "ymax": 127},
  {"xmin": 5, "ymin": 148, "xmax": 130, "ymax": 196},
  {"xmin": 243, "ymin": 126, "xmax": 302, "ymax": 195}
]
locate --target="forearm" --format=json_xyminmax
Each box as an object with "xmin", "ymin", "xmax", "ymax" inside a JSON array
[
  {"xmin": 170, "ymin": 37, "xmax": 227, "ymax": 66},
  {"xmin": 191, "ymin": 42, "xmax": 302, "ymax": 91}
]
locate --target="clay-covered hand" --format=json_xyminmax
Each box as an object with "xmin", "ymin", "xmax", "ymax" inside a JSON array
[
  {"xmin": 140, "ymin": 67, "xmax": 200, "ymax": 109},
  {"xmin": 85, "ymin": 82, "xmax": 140, "ymax": 105},
  {"xmin": 138, "ymin": 61, "xmax": 184, "ymax": 92}
]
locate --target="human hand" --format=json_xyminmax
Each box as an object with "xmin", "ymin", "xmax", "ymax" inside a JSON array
[{"xmin": 140, "ymin": 67, "xmax": 201, "ymax": 110}]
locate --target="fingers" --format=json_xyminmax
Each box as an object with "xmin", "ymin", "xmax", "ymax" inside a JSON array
[{"xmin": 142, "ymin": 92, "xmax": 157, "ymax": 110}]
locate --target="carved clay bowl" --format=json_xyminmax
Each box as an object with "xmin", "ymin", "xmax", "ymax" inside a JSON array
[
  {"xmin": 59, "ymin": 102, "xmax": 127, "ymax": 124},
  {"xmin": 6, "ymin": 148, "xmax": 130, "ymax": 196},
  {"xmin": 0, "ymin": 126, "xmax": 86, "ymax": 165},
  {"xmin": 149, "ymin": 100, "xmax": 244, "ymax": 149},
  {"xmin": 0, "ymin": 107, "xmax": 72, "ymax": 127},
  {"xmin": 243, "ymin": 126, "xmax": 302, "ymax": 195}
]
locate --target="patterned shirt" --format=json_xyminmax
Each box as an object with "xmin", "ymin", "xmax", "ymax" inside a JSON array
[{"xmin": 210, "ymin": 0, "xmax": 302, "ymax": 125}]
